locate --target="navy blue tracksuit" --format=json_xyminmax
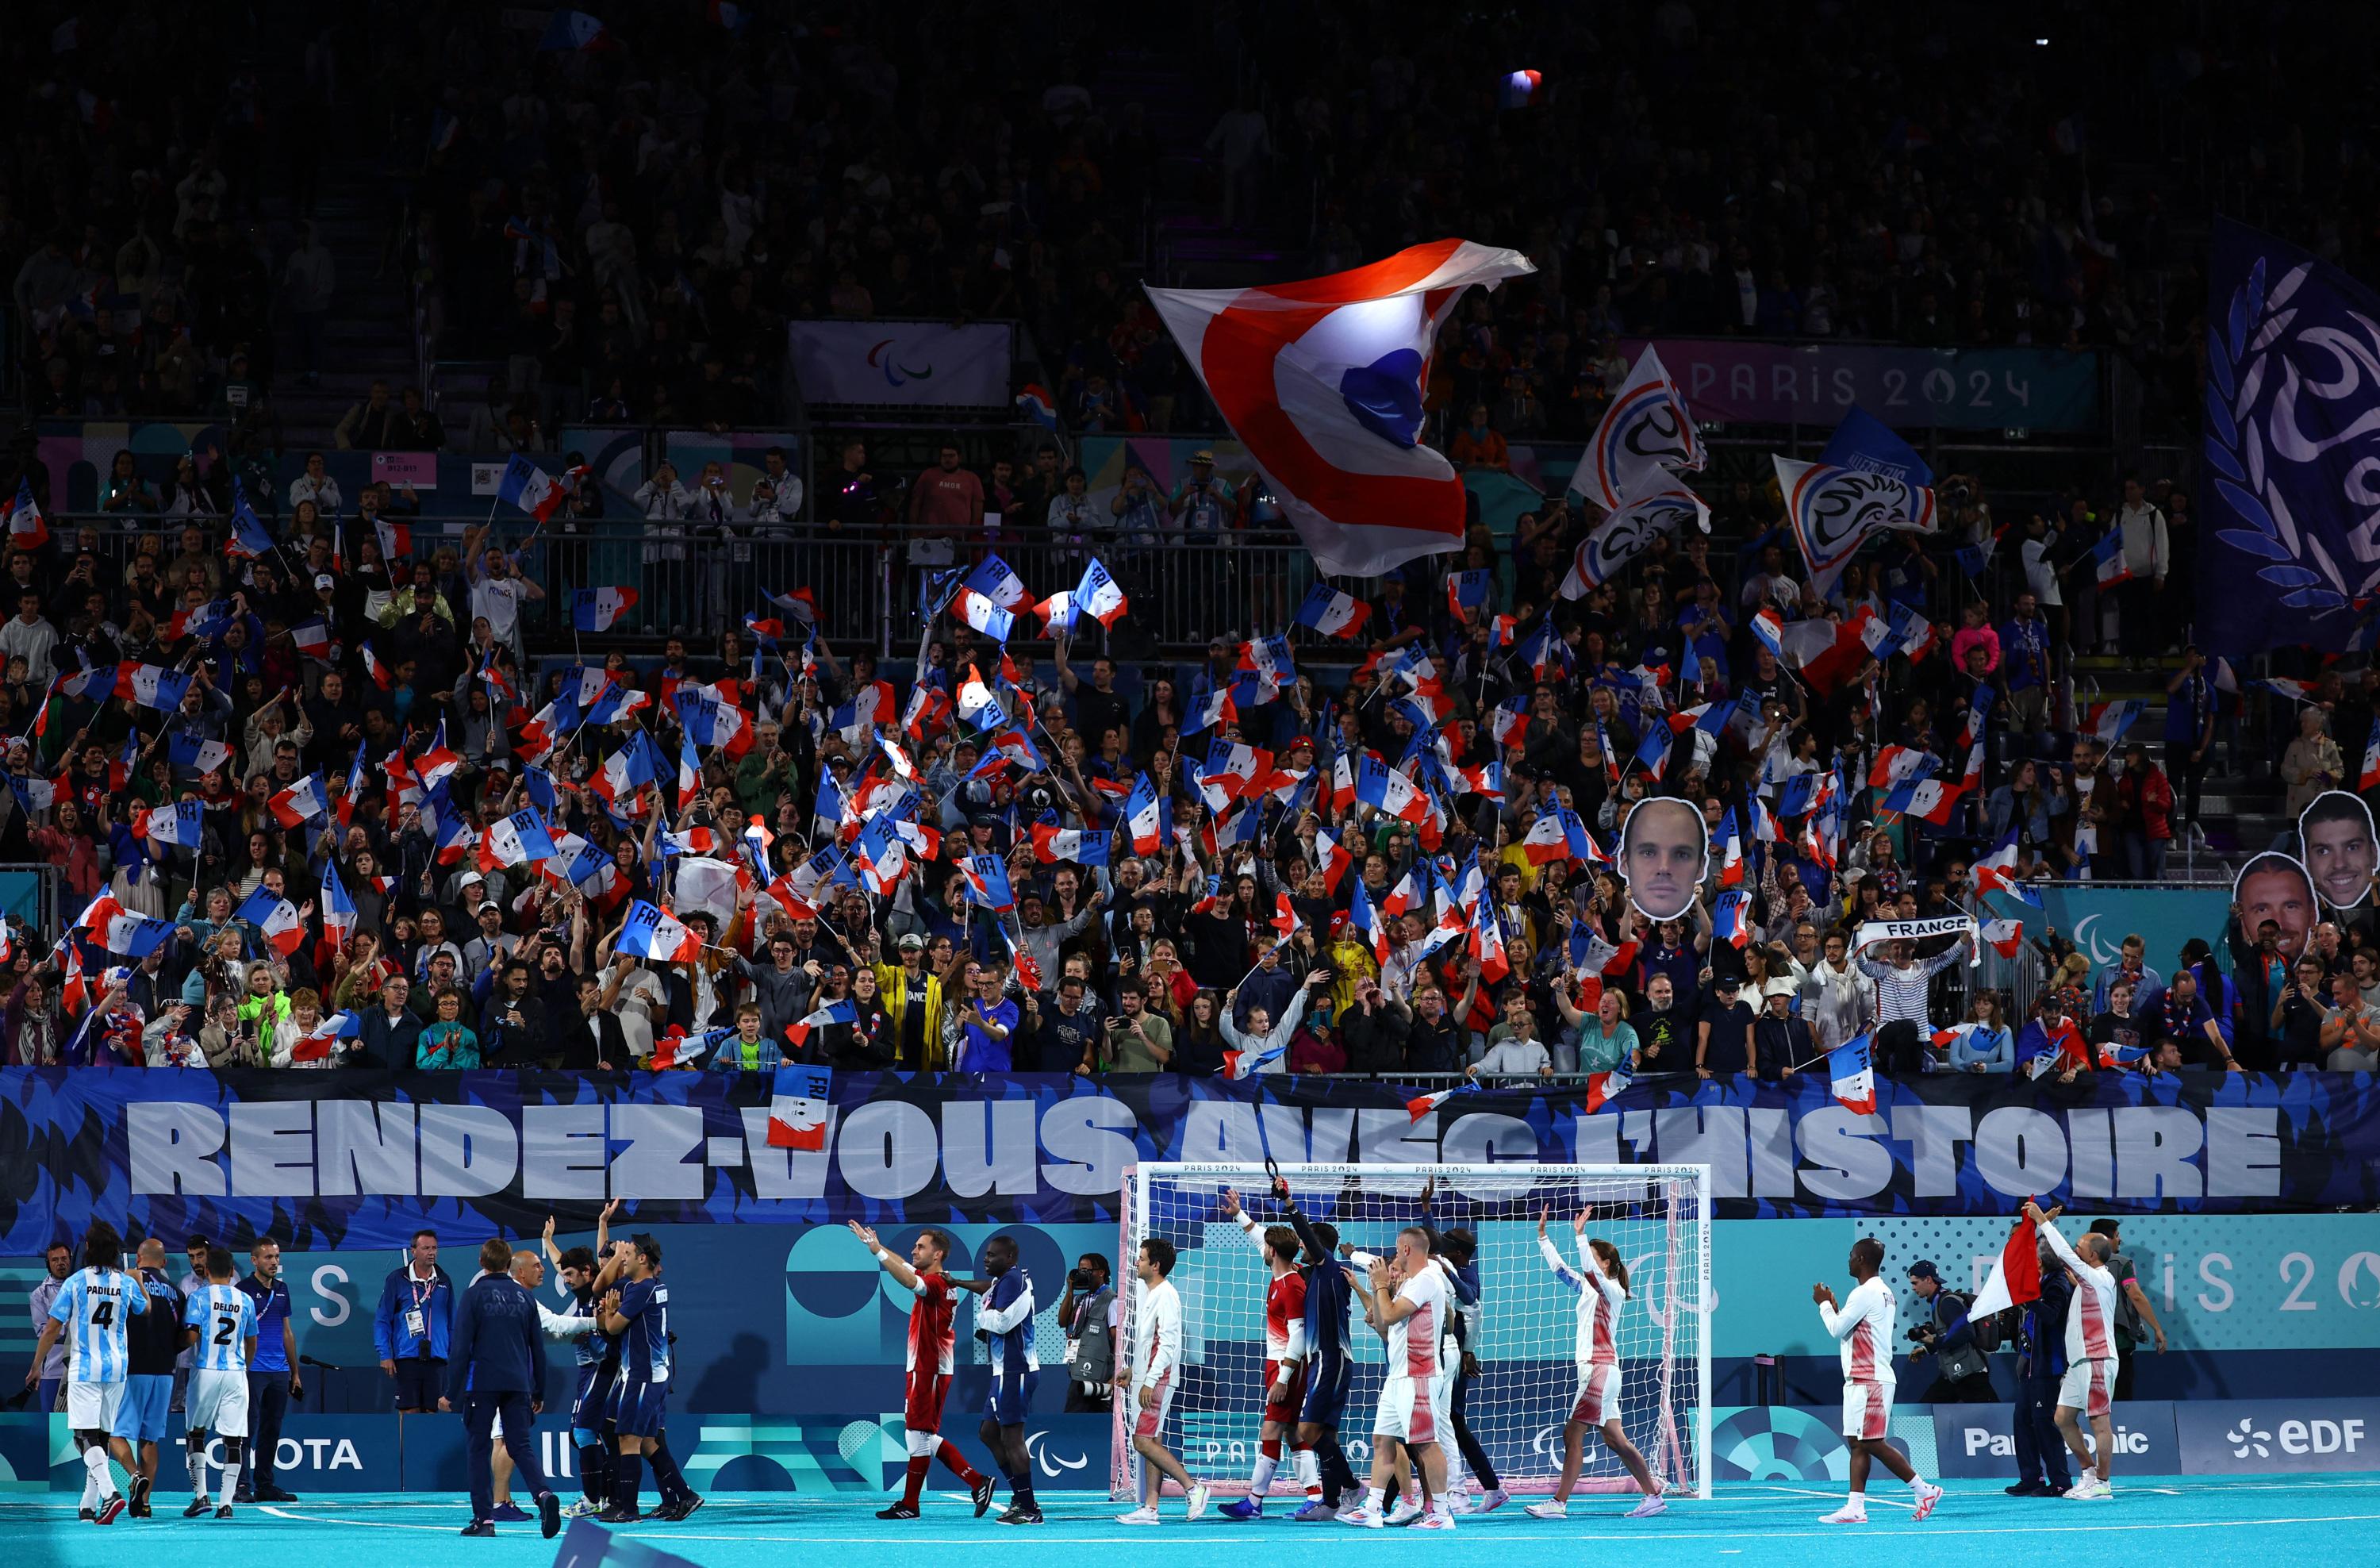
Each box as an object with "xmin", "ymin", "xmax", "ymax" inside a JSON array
[
  {"xmin": 447, "ymin": 1270, "xmax": 552, "ymax": 1523},
  {"xmin": 2013, "ymin": 1273, "xmax": 2074, "ymax": 1490}
]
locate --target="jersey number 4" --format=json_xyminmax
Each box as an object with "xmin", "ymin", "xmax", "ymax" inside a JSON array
[{"xmin": 90, "ymin": 1300, "xmax": 114, "ymax": 1328}]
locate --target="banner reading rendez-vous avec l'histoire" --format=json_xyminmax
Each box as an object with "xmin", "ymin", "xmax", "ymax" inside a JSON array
[{"xmin": 6, "ymin": 1069, "xmax": 2374, "ymax": 1251}]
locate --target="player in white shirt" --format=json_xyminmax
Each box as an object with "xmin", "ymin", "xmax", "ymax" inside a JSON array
[
  {"xmin": 1525, "ymin": 1209, "xmax": 1664, "ymax": 1520},
  {"xmin": 1813, "ymin": 1237, "xmax": 1942, "ymax": 1525},
  {"xmin": 25, "ymin": 1221, "xmax": 152, "ymax": 1526},
  {"xmin": 1114, "ymin": 1239, "xmax": 1208, "ymax": 1525},
  {"xmin": 1340, "ymin": 1226, "xmax": 1456, "ymax": 1531},
  {"xmin": 2025, "ymin": 1201, "xmax": 2121, "ymax": 1499},
  {"xmin": 181, "ymin": 1246, "xmax": 257, "ymax": 1519}
]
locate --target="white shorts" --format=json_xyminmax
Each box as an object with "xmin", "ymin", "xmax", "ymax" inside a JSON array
[
  {"xmin": 1570, "ymin": 1363, "xmax": 1621, "ymax": 1428},
  {"xmin": 1841, "ymin": 1380, "xmax": 1892, "ymax": 1441},
  {"xmin": 66, "ymin": 1380, "xmax": 127, "ymax": 1432},
  {"xmin": 1430, "ymin": 1367, "xmax": 1455, "ymax": 1442},
  {"xmin": 1372, "ymin": 1374, "xmax": 1438, "ymax": 1444},
  {"xmin": 2058, "ymin": 1356, "xmax": 2118, "ymax": 1420},
  {"xmin": 1131, "ymin": 1373, "xmax": 1175, "ymax": 1443},
  {"xmin": 187, "ymin": 1370, "xmax": 250, "ymax": 1436}
]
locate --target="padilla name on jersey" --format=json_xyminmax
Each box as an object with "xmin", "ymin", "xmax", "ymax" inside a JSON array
[{"xmin": 52, "ymin": 1266, "xmax": 145, "ymax": 1382}]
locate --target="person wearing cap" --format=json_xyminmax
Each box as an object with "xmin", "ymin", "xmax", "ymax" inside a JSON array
[
  {"xmin": 1751, "ymin": 978, "xmax": 1813, "ymax": 1082},
  {"xmin": 874, "ymin": 932, "xmax": 951, "ymax": 1071},
  {"xmin": 1694, "ymin": 972, "xmax": 1756, "ymax": 1083},
  {"xmin": 1906, "ymin": 1262, "xmax": 1997, "ymax": 1403}
]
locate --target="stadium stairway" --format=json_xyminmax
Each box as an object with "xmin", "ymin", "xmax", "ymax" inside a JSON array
[
  {"xmin": 2070, "ymin": 651, "xmax": 2289, "ymax": 860},
  {"xmin": 268, "ymin": 162, "xmax": 419, "ymax": 452}
]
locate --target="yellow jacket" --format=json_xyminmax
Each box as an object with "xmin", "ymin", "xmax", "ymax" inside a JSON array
[{"xmin": 873, "ymin": 961, "xmax": 948, "ymax": 1070}]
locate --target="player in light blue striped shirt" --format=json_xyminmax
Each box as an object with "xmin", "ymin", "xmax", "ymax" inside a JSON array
[
  {"xmin": 25, "ymin": 1221, "xmax": 149, "ymax": 1525},
  {"xmin": 179, "ymin": 1247, "xmax": 258, "ymax": 1517}
]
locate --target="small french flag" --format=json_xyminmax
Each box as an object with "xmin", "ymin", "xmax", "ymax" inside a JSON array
[
  {"xmin": 785, "ymin": 1001, "xmax": 858, "ymax": 1053},
  {"xmin": 1295, "ymin": 584, "xmax": 1370, "ymax": 639},
  {"xmin": 1980, "ymin": 918, "xmax": 2025, "ymax": 958},
  {"xmin": 766, "ymin": 1064, "xmax": 834, "ymax": 1149},
  {"xmin": 1219, "ymin": 1043, "xmax": 1286, "ymax": 1080},
  {"xmin": 1826, "ymin": 1034, "xmax": 1878, "ymax": 1115},
  {"xmin": 1404, "ymin": 1084, "xmax": 1472, "ymax": 1124},
  {"xmin": 1713, "ymin": 890, "xmax": 1751, "ymax": 949}
]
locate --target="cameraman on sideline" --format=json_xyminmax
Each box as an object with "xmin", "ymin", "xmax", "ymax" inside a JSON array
[
  {"xmin": 1057, "ymin": 1252, "xmax": 1116, "ymax": 1413},
  {"xmin": 1906, "ymin": 1260, "xmax": 1997, "ymax": 1402}
]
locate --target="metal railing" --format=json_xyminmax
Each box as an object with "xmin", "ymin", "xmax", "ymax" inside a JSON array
[{"xmin": 53, "ymin": 514, "xmax": 1357, "ymax": 656}]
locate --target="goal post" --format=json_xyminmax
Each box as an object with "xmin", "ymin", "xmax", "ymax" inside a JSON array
[{"xmin": 1111, "ymin": 1162, "xmax": 1711, "ymax": 1503}]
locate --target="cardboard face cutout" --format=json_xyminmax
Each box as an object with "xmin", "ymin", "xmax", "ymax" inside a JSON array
[
  {"xmin": 2234, "ymin": 851, "xmax": 2317, "ymax": 964},
  {"xmin": 2299, "ymin": 790, "xmax": 2377, "ymax": 911},
  {"xmin": 1620, "ymin": 796, "xmax": 1710, "ymax": 924}
]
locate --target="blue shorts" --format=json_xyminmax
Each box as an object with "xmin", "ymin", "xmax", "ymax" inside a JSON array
[
  {"xmin": 572, "ymin": 1364, "xmax": 616, "ymax": 1432},
  {"xmin": 608, "ymin": 1376, "xmax": 669, "ymax": 1437},
  {"xmin": 1299, "ymin": 1352, "xmax": 1351, "ymax": 1428},
  {"xmin": 112, "ymin": 1374, "xmax": 173, "ymax": 1443},
  {"xmin": 988, "ymin": 1368, "xmax": 1038, "ymax": 1426}
]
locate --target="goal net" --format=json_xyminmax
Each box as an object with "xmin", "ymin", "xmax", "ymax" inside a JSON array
[{"xmin": 1111, "ymin": 1162, "xmax": 1710, "ymax": 1502}]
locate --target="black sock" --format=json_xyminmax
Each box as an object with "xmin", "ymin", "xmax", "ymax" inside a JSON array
[
  {"xmin": 578, "ymin": 1443, "xmax": 608, "ymax": 1504},
  {"xmin": 613, "ymin": 1454, "xmax": 643, "ymax": 1513},
  {"xmin": 1318, "ymin": 1436, "xmax": 1355, "ymax": 1505},
  {"xmin": 647, "ymin": 1436, "xmax": 689, "ymax": 1504},
  {"xmin": 1014, "ymin": 1485, "xmax": 1035, "ymax": 1511}
]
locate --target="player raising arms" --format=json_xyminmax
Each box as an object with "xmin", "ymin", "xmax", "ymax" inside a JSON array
[
  {"xmin": 1813, "ymin": 1237, "xmax": 1944, "ymax": 1525},
  {"xmin": 594, "ymin": 1235, "xmax": 701, "ymax": 1522},
  {"xmin": 848, "ymin": 1222, "xmax": 996, "ymax": 1520},
  {"xmin": 1339, "ymin": 1225, "xmax": 1455, "ymax": 1530},
  {"xmin": 1216, "ymin": 1186, "xmax": 1319, "ymax": 1519},
  {"xmin": 1525, "ymin": 1208, "xmax": 1664, "ymax": 1520},
  {"xmin": 1273, "ymin": 1174, "xmax": 1364, "ymax": 1520},
  {"xmin": 543, "ymin": 1201, "xmax": 624, "ymax": 1520},
  {"xmin": 2023, "ymin": 1201, "xmax": 2121, "ymax": 1500}
]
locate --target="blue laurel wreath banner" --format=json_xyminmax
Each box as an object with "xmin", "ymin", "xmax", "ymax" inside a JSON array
[{"xmin": 2202, "ymin": 219, "xmax": 2380, "ymax": 655}]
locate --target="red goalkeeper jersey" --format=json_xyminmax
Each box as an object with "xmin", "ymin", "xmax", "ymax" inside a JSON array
[
  {"xmin": 905, "ymin": 1270, "xmax": 957, "ymax": 1378},
  {"xmin": 1264, "ymin": 1269, "xmax": 1308, "ymax": 1360}
]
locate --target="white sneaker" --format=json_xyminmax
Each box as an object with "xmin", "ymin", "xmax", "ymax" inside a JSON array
[
  {"xmin": 2063, "ymin": 1479, "xmax": 2102, "ymax": 1501},
  {"xmin": 1337, "ymin": 1505, "xmax": 1384, "ymax": 1528},
  {"xmin": 1115, "ymin": 1505, "xmax": 1162, "ymax": 1524},
  {"xmin": 1819, "ymin": 1502, "xmax": 1868, "ymax": 1524},
  {"xmin": 1442, "ymin": 1492, "xmax": 1472, "ymax": 1516},
  {"xmin": 1524, "ymin": 1500, "xmax": 1568, "ymax": 1520},
  {"xmin": 560, "ymin": 1499, "xmax": 603, "ymax": 1518},
  {"xmin": 1410, "ymin": 1509, "xmax": 1456, "ymax": 1530},
  {"xmin": 2089, "ymin": 1481, "xmax": 2115, "ymax": 1501},
  {"xmin": 1385, "ymin": 1497, "xmax": 1424, "ymax": 1526},
  {"xmin": 1185, "ymin": 1483, "xmax": 1210, "ymax": 1522},
  {"xmin": 1476, "ymin": 1488, "xmax": 1511, "ymax": 1515},
  {"xmin": 1910, "ymin": 1481, "xmax": 1944, "ymax": 1520},
  {"xmin": 1626, "ymin": 1493, "xmax": 1668, "ymax": 1518}
]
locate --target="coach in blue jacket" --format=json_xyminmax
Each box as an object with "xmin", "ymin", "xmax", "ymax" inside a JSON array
[
  {"xmin": 372, "ymin": 1228, "xmax": 455, "ymax": 1413},
  {"xmin": 443, "ymin": 1237, "xmax": 560, "ymax": 1538}
]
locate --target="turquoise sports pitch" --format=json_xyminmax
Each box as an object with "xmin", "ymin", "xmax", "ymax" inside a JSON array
[{"xmin": 17, "ymin": 1476, "xmax": 2380, "ymax": 1568}]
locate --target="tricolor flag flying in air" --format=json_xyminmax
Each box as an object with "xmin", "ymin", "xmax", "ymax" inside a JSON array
[
  {"xmin": 1826, "ymin": 1033, "xmax": 1878, "ymax": 1115},
  {"xmin": 1775, "ymin": 456, "xmax": 1938, "ymax": 601},
  {"xmin": 2, "ymin": 479, "xmax": 47, "ymax": 549},
  {"xmin": 1964, "ymin": 1213, "xmax": 2044, "ymax": 1324},
  {"xmin": 1403, "ymin": 1084, "xmax": 1473, "ymax": 1123},
  {"xmin": 236, "ymin": 888, "xmax": 307, "ymax": 957},
  {"xmin": 319, "ymin": 861, "xmax": 355, "ymax": 959},
  {"xmin": 1971, "ymin": 828, "xmax": 2043, "ymax": 906},
  {"xmin": 1030, "ymin": 822, "xmax": 1110, "ymax": 867},
  {"xmin": 375, "ymin": 517, "xmax": 414, "ymax": 565},
  {"xmin": 1584, "ymin": 1066, "xmax": 1631, "ymax": 1113},
  {"xmin": 766, "ymin": 1064, "xmax": 834, "ymax": 1149},
  {"xmin": 286, "ymin": 1009, "xmax": 363, "ymax": 1063},
  {"xmin": 1980, "ymin": 918, "xmax": 2025, "ymax": 958},
  {"xmin": 1146, "ymin": 240, "xmax": 1537, "ymax": 576},
  {"xmin": 1557, "ymin": 477, "xmax": 1713, "ymax": 596},
  {"xmin": 132, "ymin": 800, "xmax": 204, "ymax": 847},
  {"xmin": 268, "ymin": 774, "xmax": 329, "ymax": 828},
  {"xmin": 56, "ymin": 661, "xmax": 121, "ymax": 703},
  {"xmin": 481, "ymin": 808, "xmax": 559, "ymax": 869},
  {"xmin": 1713, "ymin": 890, "xmax": 1751, "ymax": 948},
  {"xmin": 1074, "ymin": 559, "xmax": 1127, "ymax": 628},
  {"xmin": 785, "ymin": 1001, "xmax": 857, "ymax": 1053},
  {"xmin": 2090, "ymin": 699, "xmax": 2147, "ymax": 746},
  {"xmin": 2362, "ymin": 719, "xmax": 2380, "ymax": 793},
  {"xmin": 571, "ymin": 586, "xmax": 638, "ymax": 632},
  {"xmin": 1445, "ymin": 569, "xmax": 1491, "ymax": 623},
  {"xmin": 962, "ymin": 554, "xmax": 1035, "ymax": 613},
  {"xmin": 168, "ymin": 733, "xmax": 233, "ymax": 778},
  {"xmin": 2090, "ymin": 528, "xmax": 2135, "ymax": 590},
  {"xmin": 119, "ymin": 662, "xmax": 193, "ymax": 711},
  {"xmin": 1125, "ymin": 774, "xmax": 1172, "ymax": 857},
  {"xmin": 1220, "ymin": 1041, "xmax": 1287, "ymax": 1079},
  {"xmin": 497, "ymin": 454, "xmax": 574, "ymax": 521},
  {"xmin": 951, "ymin": 588, "xmax": 1015, "ymax": 643},
  {"xmin": 73, "ymin": 894, "xmax": 176, "ymax": 959},
  {"xmin": 1570, "ymin": 346, "xmax": 1708, "ymax": 510},
  {"xmin": 618, "ymin": 901, "xmax": 702, "ymax": 963},
  {"xmin": 1296, "ymin": 584, "xmax": 1371, "ymax": 639},
  {"xmin": 227, "ymin": 485, "xmax": 275, "ymax": 559},
  {"xmin": 360, "ymin": 642, "xmax": 393, "ymax": 691},
  {"xmin": 960, "ymin": 853, "xmax": 1015, "ymax": 913}
]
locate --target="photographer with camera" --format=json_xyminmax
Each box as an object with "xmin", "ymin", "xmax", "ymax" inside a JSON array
[
  {"xmin": 1905, "ymin": 1260, "xmax": 1997, "ymax": 1402},
  {"xmin": 1056, "ymin": 1253, "xmax": 1117, "ymax": 1412}
]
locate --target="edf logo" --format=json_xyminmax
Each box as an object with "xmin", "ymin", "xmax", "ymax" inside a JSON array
[{"xmin": 2229, "ymin": 1419, "xmax": 2365, "ymax": 1458}]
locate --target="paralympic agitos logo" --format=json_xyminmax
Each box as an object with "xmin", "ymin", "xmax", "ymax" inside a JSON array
[{"xmin": 866, "ymin": 338, "xmax": 935, "ymax": 387}]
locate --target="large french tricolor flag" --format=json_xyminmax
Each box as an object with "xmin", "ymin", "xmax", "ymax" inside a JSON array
[
  {"xmin": 619, "ymin": 900, "xmax": 702, "ymax": 963},
  {"xmin": 498, "ymin": 454, "xmax": 571, "ymax": 521},
  {"xmin": 1146, "ymin": 240, "xmax": 1536, "ymax": 575},
  {"xmin": 1965, "ymin": 1213, "xmax": 2044, "ymax": 1324}
]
